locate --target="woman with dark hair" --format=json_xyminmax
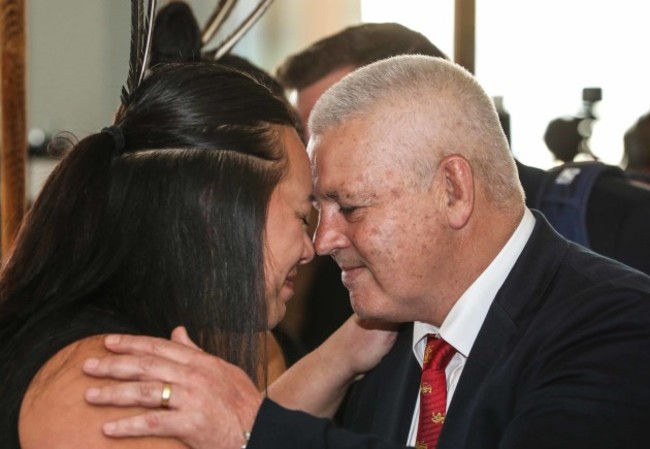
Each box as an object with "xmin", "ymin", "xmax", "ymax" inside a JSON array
[
  {"xmin": 0, "ymin": 61, "xmax": 317, "ymax": 447},
  {"xmin": 148, "ymin": 1, "xmax": 307, "ymax": 369}
]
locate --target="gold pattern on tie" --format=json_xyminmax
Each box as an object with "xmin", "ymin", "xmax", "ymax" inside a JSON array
[
  {"xmin": 415, "ymin": 335, "xmax": 456, "ymax": 449},
  {"xmin": 423, "ymin": 345, "xmax": 433, "ymax": 364},
  {"xmin": 431, "ymin": 412, "xmax": 445, "ymax": 424}
]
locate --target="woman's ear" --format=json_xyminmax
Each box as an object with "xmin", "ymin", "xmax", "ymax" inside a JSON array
[{"xmin": 439, "ymin": 155, "xmax": 474, "ymax": 229}]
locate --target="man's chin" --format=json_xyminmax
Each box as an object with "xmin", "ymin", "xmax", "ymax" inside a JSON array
[
  {"xmin": 350, "ymin": 292, "xmax": 381, "ymax": 321},
  {"xmin": 351, "ymin": 292, "xmax": 407, "ymax": 323}
]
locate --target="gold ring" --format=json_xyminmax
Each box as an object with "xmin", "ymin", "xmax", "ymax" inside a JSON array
[{"xmin": 161, "ymin": 382, "xmax": 172, "ymax": 409}]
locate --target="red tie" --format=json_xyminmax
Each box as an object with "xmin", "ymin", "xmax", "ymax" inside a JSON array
[{"xmin": 415, "ymin": 335, "xmax": 456, "ymax": 449}]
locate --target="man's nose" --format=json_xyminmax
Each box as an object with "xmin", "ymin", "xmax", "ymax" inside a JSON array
[{"xmin": 313, "ymin": 212, "xmax": 348, "ymax": 256}]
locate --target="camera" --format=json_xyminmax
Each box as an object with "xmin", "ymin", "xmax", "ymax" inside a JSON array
[
  {"xmin": 582, "ymin": 87, "xmax": 602, "ymax": 103},
  {"xmin": 577, "ymin": 87, "xmax": 602, "ymax": 159}
]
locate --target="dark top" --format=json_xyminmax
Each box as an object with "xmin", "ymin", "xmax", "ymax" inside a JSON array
[{"xmin": 0, "ymin": 306, "xmax": 139, "ymax": 448}]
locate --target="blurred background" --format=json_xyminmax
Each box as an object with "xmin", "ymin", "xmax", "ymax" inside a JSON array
[{"xmin": 26, "ymin": 0, "xmax": 650, "ymax": 197}]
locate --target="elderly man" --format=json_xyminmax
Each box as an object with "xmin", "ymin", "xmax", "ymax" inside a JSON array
[
  {"xmin": 84, "ymin": 56, "xmax": 650, "ymax": 449},
  {"xmin": 278, "ymin": 23, "xmax": 650, "ymax": 359}
]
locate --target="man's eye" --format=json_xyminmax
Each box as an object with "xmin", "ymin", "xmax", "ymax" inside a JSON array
[
  {"xmin": 301, "ymin": 215, "xmax": 310, "ymax": 227},
  {"xmin": 339, "ymin": 206, "xmax": 358, "ymax": 215}
]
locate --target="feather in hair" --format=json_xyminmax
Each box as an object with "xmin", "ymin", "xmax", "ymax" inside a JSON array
[
  {"xmin": 201, "ymin": 0, "xmax": 237, "ymax": 46},
  {"xmin": 120, "ymin": 0, "xmax": 157, "ymax": 106},
  {"xmin": 203, "ymin": 0, "xmax": 275, "ymax": 60}
]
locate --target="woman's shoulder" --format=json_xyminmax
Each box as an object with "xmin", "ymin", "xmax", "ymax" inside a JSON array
[{"xmin": 19, "ymin": 334, "xmax": 188, "ymax": 449}]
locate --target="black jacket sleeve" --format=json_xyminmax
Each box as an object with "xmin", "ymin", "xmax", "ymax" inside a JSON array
[{"xmin": 248, "ymin": 399, "xmax": 413, "ymax": 449}]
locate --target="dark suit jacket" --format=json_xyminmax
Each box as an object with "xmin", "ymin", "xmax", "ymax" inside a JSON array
[
  {"xmin": 518, "ymin": 160, "xmax": 650, "ymax": 274},
  {"xmin": 250, "ymin": 213, "xmax": 650, "ymax": 449}
]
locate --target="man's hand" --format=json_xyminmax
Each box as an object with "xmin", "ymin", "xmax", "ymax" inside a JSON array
[{"xmin": 83, "ymin": 327, "xmax": 262, "ymax": 449}]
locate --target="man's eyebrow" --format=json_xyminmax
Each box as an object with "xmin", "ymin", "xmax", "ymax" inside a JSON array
[
  {"xmin": 311, "ymin": 190, "xmax": 340, "ymax": 202},
  {"xmin": 324, "ymin": 191, "xmax": 341, "ymax": 201},
  {"xmin": 317, "ymin": 190, "xmax": 376, "ymax": 203}
]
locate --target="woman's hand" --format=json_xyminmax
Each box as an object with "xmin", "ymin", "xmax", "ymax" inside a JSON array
[{"xmin": 327, "ymin": 314, "xmax": 399, "ymax": 377}]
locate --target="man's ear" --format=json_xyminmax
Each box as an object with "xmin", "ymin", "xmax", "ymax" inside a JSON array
[{"xmin": 438, "ymin": 155, "xmax": 474, "ymax": 229}]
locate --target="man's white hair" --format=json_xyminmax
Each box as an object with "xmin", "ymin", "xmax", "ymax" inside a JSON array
[{"xmin": 308, "ymin": 55, "xmax": 524, "ymax": 208}]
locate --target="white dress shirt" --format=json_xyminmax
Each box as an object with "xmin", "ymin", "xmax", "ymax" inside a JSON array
[{"xmin": 406, "ymin": 209, "xmax": 536, "ymax": 446}]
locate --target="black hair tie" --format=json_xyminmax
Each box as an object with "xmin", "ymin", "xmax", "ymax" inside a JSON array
[{"xmin": 101, "ymin": 126, "xmax": 126, "ymax": 154}]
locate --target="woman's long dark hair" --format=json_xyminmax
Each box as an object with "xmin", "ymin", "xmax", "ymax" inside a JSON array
[{"xmin": 0, "ymin": 62, "xmax": 298, "ymax": 385}]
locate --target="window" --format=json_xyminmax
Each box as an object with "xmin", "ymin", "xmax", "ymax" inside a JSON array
[{"xmin": 361, "ymin": 0, "xmax": 650, "ymax": 168}]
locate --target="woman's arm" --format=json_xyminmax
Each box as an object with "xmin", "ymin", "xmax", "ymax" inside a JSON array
[{"xmin": 268, "ymin": 315, "xmax": 397, "ymax": 417}]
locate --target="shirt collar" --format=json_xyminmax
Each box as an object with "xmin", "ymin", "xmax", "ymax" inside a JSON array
[{"xmin": 413, "ymin": 208, "xmax": 536, "ymax": 360}]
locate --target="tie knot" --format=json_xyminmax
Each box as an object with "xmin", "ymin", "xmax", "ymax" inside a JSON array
[{"xmin": 422, "ymin": 335, "xmax": 455, "ymax": 370}]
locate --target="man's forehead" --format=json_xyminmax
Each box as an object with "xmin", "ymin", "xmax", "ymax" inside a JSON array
[
  {"xmin": 307, "ymin": 121, "xmax": 370, "ymax": 163},
  {"xmin": 310, "ymin": 143, "xmax": 365, "ymax": 180},
  {"xmin": 310, "ymin": 155, "xmax": 377, "ymax": 204}
]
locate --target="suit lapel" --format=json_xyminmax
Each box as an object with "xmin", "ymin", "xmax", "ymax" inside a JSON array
[
  {"xmin": 340, "ymin": 323, "xmax": 420, "ymax": 443},
  {"xmin": 438, "ymin": 302, "xmax": 517, "ymax": 447},
  {"xmin": 438, "ymin": 213, "xmax": 568, "ymax": 448},
  {"xmin": 364, "ymin": 324, "xmax": 421, "ymax": 442}
]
